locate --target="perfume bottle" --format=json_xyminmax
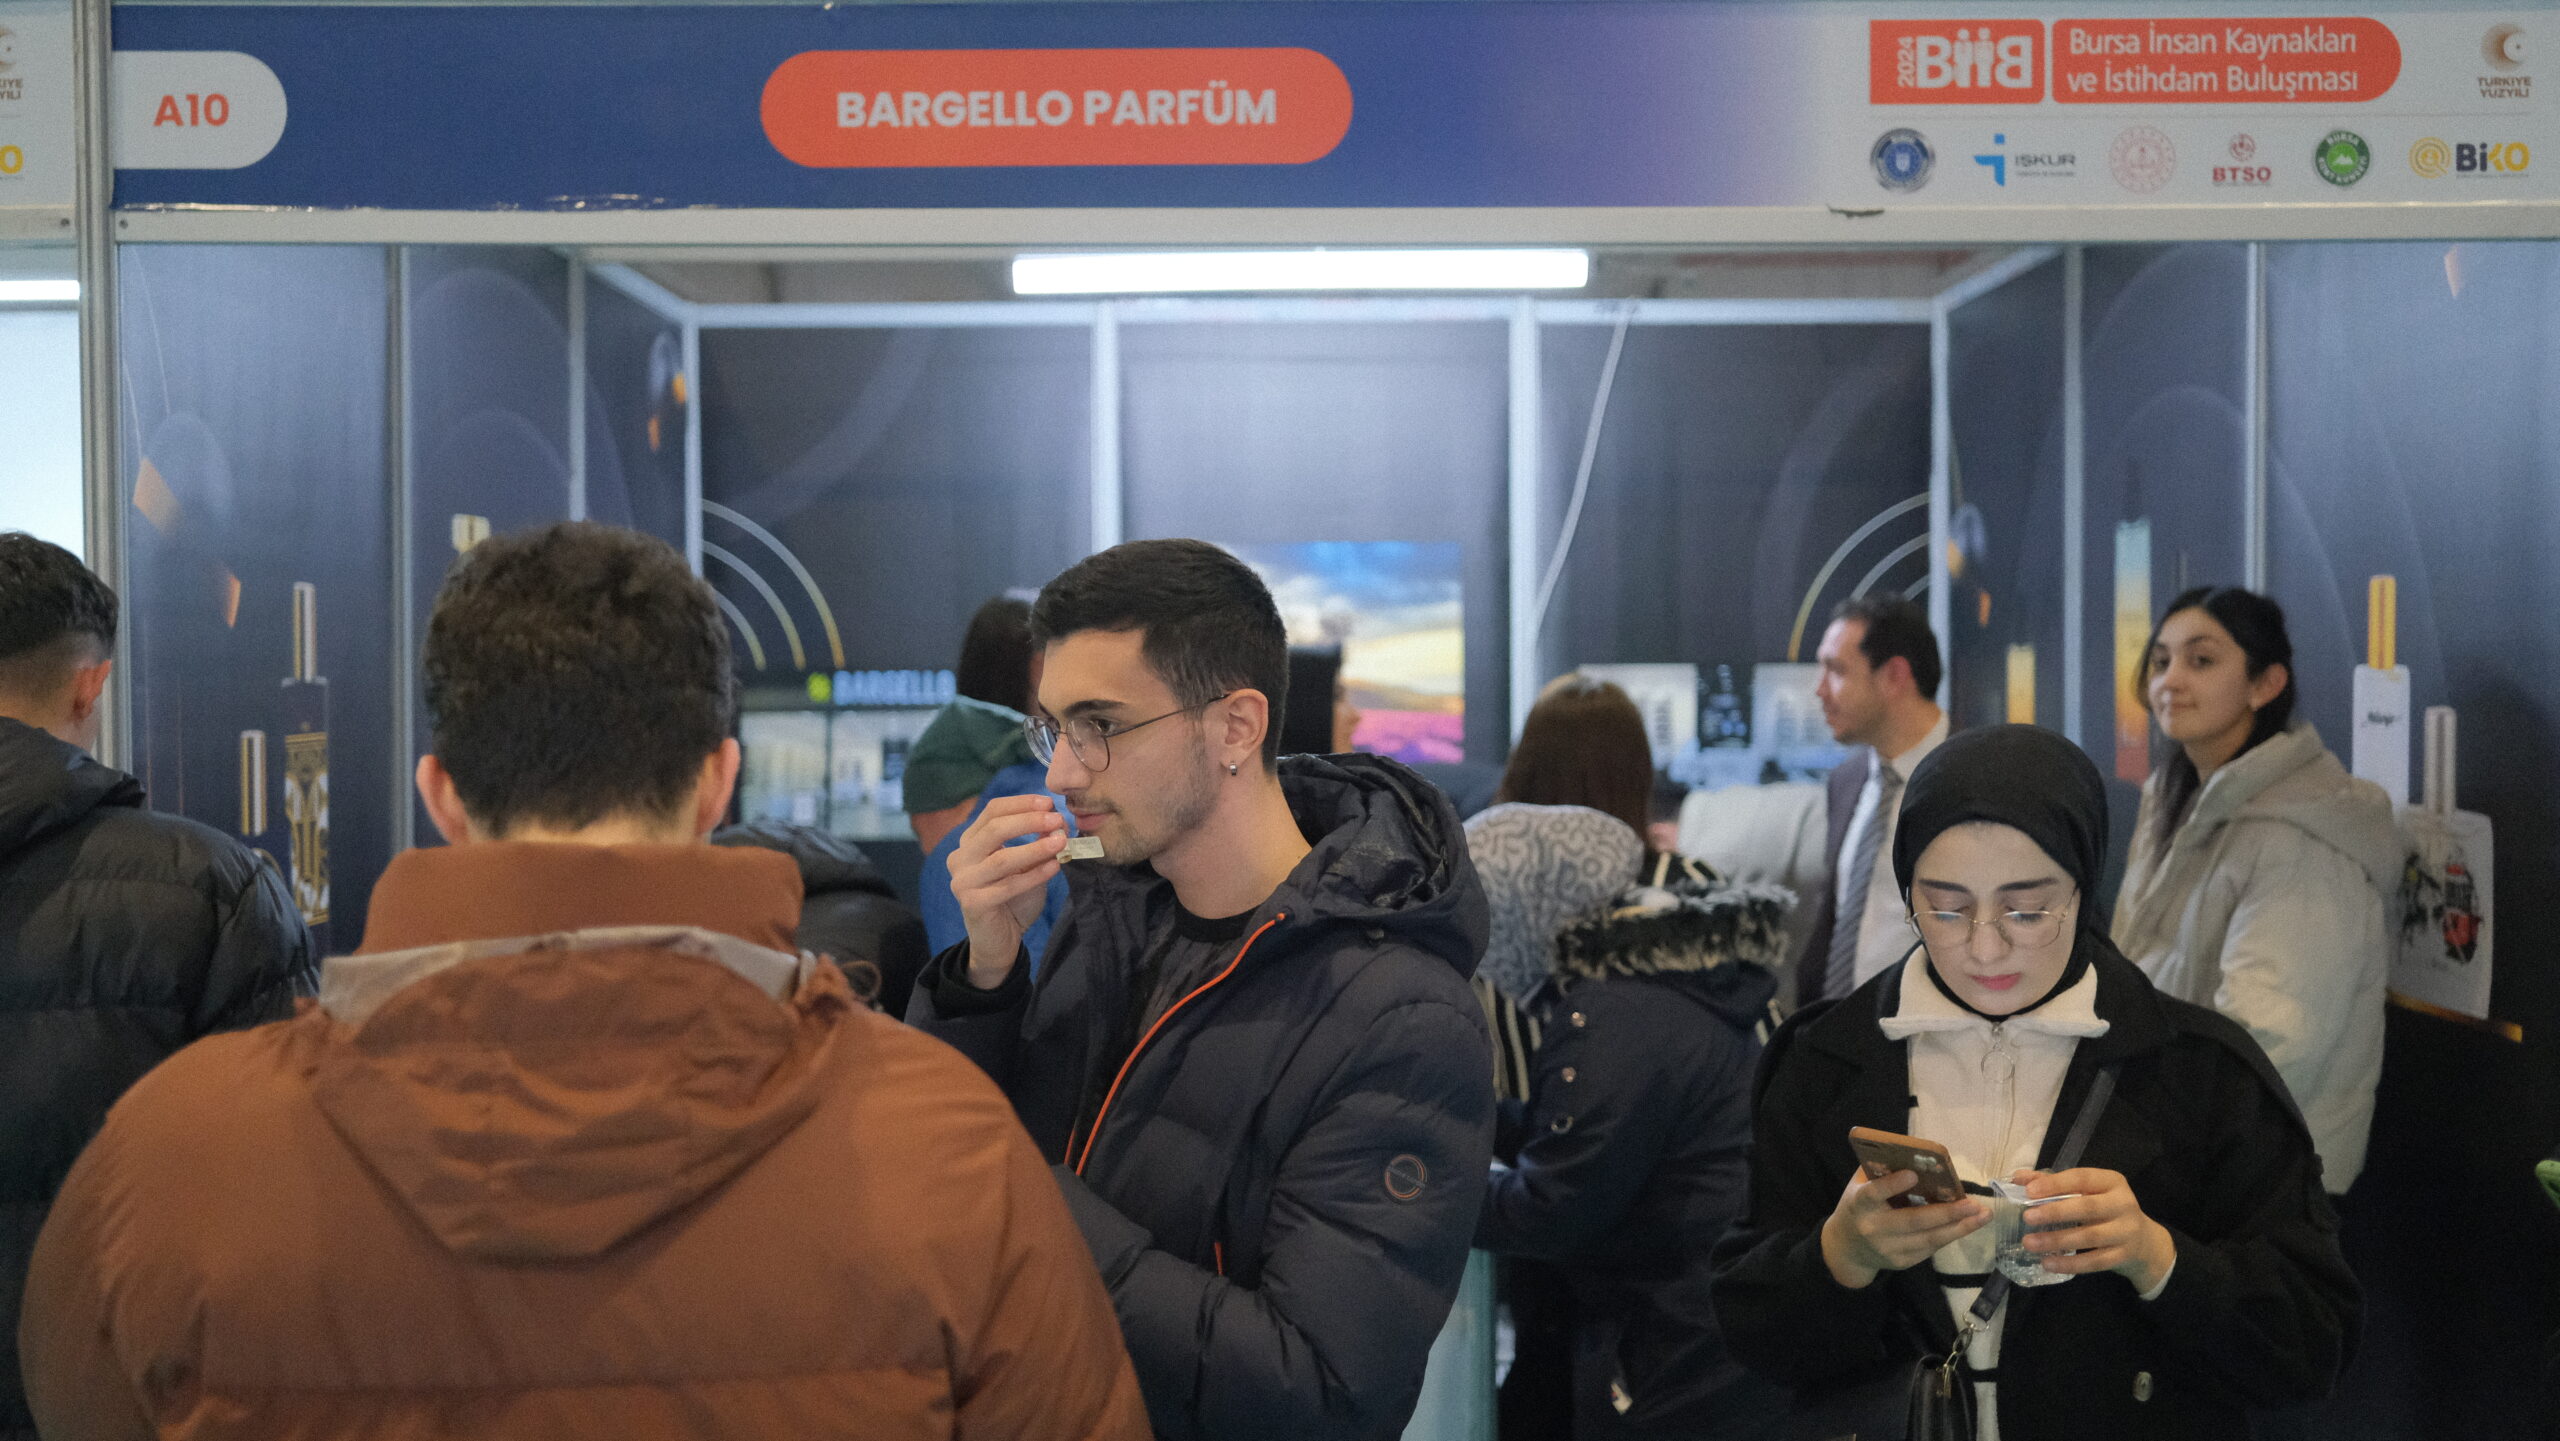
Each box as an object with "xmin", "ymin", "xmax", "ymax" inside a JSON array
[{"xmin": 280, "ymin": 582, "xmax": 331, "ymax": 951}]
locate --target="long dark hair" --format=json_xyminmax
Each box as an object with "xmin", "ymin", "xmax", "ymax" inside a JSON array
[
  {"xmin": 1279, "ymin": 645, "xmax": 1343, "ymax": 755},
  {"xmin": 954, "ymin": 595, "xmax": 1035, "ymax": 716},
  {"xmin": 2135, "ymin": 586, "xmax": 2297, "ymax": 851},
  {"xmin": 1496, "ymin": 674, "xmax": 1654, "ymax": 844}
]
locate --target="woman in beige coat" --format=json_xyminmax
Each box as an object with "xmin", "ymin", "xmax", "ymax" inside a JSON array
[{"xmin": 2114, "ymin": 587, "xmax": 2399, "ymax": 1194}]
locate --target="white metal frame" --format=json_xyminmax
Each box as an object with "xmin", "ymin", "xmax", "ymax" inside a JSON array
[
  {"xmin": 105, "ymin": 201, "xmax": 2560, "ymax": 249},
  {"xmin": 606, "ymin": 272, "xmax": 2073, "ymax": 739}
]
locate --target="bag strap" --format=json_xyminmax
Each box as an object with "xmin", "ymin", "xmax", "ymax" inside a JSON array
[{"xmin": 1963, "ymin": 1061, "xmax": 2121, "ymax": 1326}]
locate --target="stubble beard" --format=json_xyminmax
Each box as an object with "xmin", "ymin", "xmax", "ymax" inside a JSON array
[{"xmin": 1104, "ymin": 726, "xmax": 1221, "ymax": 868}]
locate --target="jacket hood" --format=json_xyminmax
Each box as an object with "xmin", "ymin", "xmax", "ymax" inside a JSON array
[
  {"xmin": 1551, "ymin": 853, "xmax": 1791, "ymax": 1027},
  {"xmin": 1464, "ymin": 802, "xmax": 1645, "ymax": 1002},
  {"xmin": 312, "ymin": 842, "xmax": 849, "ymax": 1262},
  {"xmin": 2195, "ymin": 725, "xmax": 2402, "ymax": 893},
  {"xmin": 711, "ymin": 820, "xmax": 896, "ymax": 902},
  {"xmin": 1267, "ymin": 752, "xmax": 1490, "ymax": 976},
  {"xmin": 1067, "ymin": 751, "xmax": 1490, "ymax": 977},
  {"xmin": 0, "ymin": 715, "xmax": 142, "ymax": 860}
]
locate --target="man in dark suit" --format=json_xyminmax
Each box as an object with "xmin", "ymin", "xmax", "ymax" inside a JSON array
[{"xmin": 1795, "ymin": 597, "xmax": 1947, "ymax": 1008}]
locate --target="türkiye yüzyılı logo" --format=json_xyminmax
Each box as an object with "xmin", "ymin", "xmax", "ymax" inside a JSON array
[
  {"xmin": 1870, "ymin": 21, "xmax": 2046, "ymax": 104},
  {"xmin": 761, "ymin": 48, "xmax": 1353, "ymax": 167}
]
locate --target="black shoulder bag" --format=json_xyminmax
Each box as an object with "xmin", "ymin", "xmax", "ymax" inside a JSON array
[{"xmin": 1795, "ymin": 1063, "xmax": 2122, "ymax": 1441}]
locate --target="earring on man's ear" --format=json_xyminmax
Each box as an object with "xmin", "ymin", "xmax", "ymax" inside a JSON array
[{"xmin": 1228, "ymin": 762, "xmax": 1240, "ymax": 777}]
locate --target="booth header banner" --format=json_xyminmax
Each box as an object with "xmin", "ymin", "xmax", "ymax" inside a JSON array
[{"xmin": 108, "ymin": 3, "xmax": 2551, "ymax": 215}]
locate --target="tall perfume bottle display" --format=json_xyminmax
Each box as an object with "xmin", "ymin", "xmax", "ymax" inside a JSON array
[
  {"xmin": 2350, "ymin": 575, "xmax": 2411, "ymax": 807},
  {"xmin": 281, "ymin": 582, "xmax": 332, "ymax": 953},
  {"xmin": 237, "ymin": 728, "xmax": 283, "ymax": 877},
  {"xmin": 2391, "ymin": 706, "xmax": 2497, "ymax": 1025}
]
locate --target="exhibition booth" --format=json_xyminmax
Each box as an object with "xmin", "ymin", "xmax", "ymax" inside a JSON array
[{"xmin": 2, "ymin": 0, "xmax": 2555, "ymax": 1434}]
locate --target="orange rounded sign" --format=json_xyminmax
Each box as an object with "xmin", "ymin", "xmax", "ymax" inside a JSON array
[{"xmin": 762, "ymin": 47, "xmax": 1354, "ymax": 168}]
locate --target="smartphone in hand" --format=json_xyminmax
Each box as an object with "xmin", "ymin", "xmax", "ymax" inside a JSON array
[{"xmin": 1848, "ymin": 1127, "xmax": 1965, "ymax": 1208}]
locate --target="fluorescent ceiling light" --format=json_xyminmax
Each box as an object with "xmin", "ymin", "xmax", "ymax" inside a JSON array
[
  {"xmin": 0, "ymin": 279, "xmax": 80, "ymax": 303},
  {"xmin": 1012, "ymin": 249, "xmax": 1589, "ymax": 295}
]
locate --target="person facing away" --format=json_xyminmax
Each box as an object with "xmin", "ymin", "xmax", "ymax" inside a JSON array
[
  {"xmin": 21, "ymin": 522, "xmax": 1146, "ymax": 1441},
  {"xmin": 1711, "ymin": 725, "xmax": 2359, "ymax": 1439},
  {"xmin": 2113, "ymin": 587, "xmax": 2397, "ymax": 1193},
  {"xmin": 1470, "ymin": 677, "xmax": 1791, "ymax": 1441},
  {"xmin": 1798, "ymin": 596, "xmax": 1950, "ymax": 1009},
  {"xmin": 907, "ymin": 538, "xmax": 1495, "ymax": 1441},
  {"xmin": 0, "ymin": 534, "xmax": 315, "ymax": 1441}
]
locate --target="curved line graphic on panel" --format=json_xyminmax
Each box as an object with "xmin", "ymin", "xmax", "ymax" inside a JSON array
[
  {"xmin": 702, "ymin": 500, "xmax": 847, "ymax": 670},
  {"xmin": 1788, "ymin": 493, "xmax": 1929, "ymax": 661},
  {"xmin": 1853, "ymin": 536, "xmax": 1933, "ymax": 600},
  {"xmin": 712, "ymin": 591, "xmax": 771, "ymax": 671},
  {"xmin": 703, "ymin": 541, "xmax": 807, "ymax": 670}
]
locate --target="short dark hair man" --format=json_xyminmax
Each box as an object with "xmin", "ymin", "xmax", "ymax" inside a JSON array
[
  {"xmin": 911, "ymin": 538, "xmax": 1495, "ymax": 1441},
  {"xmin": 24, "ymin": 523, "xmax": 1145, "ymax": 1441},
  {"xmin": 1799, "ymin": 595, "xmax": 1949, "ymax": 1007},
  {"xmin": 0, "ymin": 532, "xmax": 314, "ymax": 1441}
]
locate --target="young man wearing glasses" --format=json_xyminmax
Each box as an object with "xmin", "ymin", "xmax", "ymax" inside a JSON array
[{"xmin": 910, "ymin": 538, "xmax": 1495, "ymax": 1441}]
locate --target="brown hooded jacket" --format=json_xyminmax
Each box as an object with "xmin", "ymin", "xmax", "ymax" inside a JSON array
[{"xmin": 19, "ymin": 841, "xmax": 1146, "ymax": 1441}]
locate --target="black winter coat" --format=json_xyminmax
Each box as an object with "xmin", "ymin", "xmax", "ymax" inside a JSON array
[
  {"xmin": 711, "ymin": 821, "xmax": 929, "ymax": 1017},
  {"xmin": 910, "ymin": 754, "xmax": 1495, "ymax": 1441},
  {"xmin": 1477, "ymin": 858, "xmax": 1791, "ymax": 1441},
  {"xmin": 0, "ymin": 718, "xmax": 314, "ymax": 1437},
  {"xmin": 1481, "ymin": 961, "xmax": 1787, "ymax": 1440},
  {"xmin": 1709, "ymin": 943, "xmax": 2360, "ymax": 1440}
]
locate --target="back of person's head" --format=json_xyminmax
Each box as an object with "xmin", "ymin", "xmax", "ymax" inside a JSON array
[
  {"xmin": 423, "ymin": 522, "xmax": 735, "ymax": 837},
  {"xmin": 1832, "ymin": 594, "xmax": 1943, "ymax": 700},
  {"xmin": 954, "ymin": 594, "xmax": 1035, "ymax": 716},
  {"xmin": 1279, "ymin": 645, "xmax": 1343, "ymax": 755},
  {"xmin": 2139, "ymin": 585, "xmax": 2298, "ymax": 846},
  {"xmin": 1497, "ymin": 674, "xmax": 1654, "ymax": 843},
  {"xmin": 0, "ymin": 532, "xmax": 116, "ymax": 722},
  {"xmin": 1030, "ymin": 539, "xmax": 1290, "ymax": 770}
]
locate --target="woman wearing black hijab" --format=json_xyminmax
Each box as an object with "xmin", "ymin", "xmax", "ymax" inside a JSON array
[{"xmin": 1709, "ymin": 726, "xmax": 2357, "ymax": 1439}]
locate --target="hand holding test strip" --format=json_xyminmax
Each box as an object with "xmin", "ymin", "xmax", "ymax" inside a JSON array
[{"xmin": 1061, "ymin": 836, "xmax": 1106, "ymax": 861}]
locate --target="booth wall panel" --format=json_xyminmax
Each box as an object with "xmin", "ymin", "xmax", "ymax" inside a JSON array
[
  {"xmin": 2264, "ymin": 238, "xmax": 2560, "ymax": 1440},
  {"xmin": 700, "ymin": 325, "xmax": 1094, "ymax": 678},
  {"xmin": 116, "ymin": 244, "xmax": 394, "ymax": 950},
  {"xmin": 1945, "ymin": 260, "xmax": 2068, "ymax": 742},
  {"xmin": 1532, "ymin": 323, "xmax": 1930, "ymax": 713},
  {"xmin": 583, "ymin": 277, "xmax": 689, "ymax": 552},
  {"xmin": 401, "ymin": 247, "xmax": 576, "ymax": 844},
  {"xmin": 1119, "ymin": 321, "xmax": 1508, "ymax": 768},
  {"xmin": 2077, "ymin": 243, "xmax": 2252, "ymax": 874}
]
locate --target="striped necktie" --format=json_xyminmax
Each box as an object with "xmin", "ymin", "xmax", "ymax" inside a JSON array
[{"xmin": 1819, "ymin": 764, "xmax": 1903, "ymax": 1002}]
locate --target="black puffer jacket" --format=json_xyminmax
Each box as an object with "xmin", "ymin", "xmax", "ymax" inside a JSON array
[
  {"xmin": 711, "ymin": 821, "xmax": 929, "ymax": 1018},
  {"xmin": 910, "ymin": 754, "xmax": 1494, "ymax": 1441},
  {"xmin": 0, "ymin": 717, "xmax": 313, "ymax": 1437},
  {"xmin": 1709, "ymin": 943, "xmax": 2359, "ymax": 1439},
  {"xmin": 1478, "ymin": 856, "xmax": 1792, "ymax": 1440}
]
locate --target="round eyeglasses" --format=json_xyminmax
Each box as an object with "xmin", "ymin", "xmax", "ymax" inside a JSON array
[
  {"xmin": 1906, "ymin": 893, "xmax": 2076, "ymax": 951},
  {"xmin": 1024, "ymin": 692, "xmax": 1232, "ymax": 774}
]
